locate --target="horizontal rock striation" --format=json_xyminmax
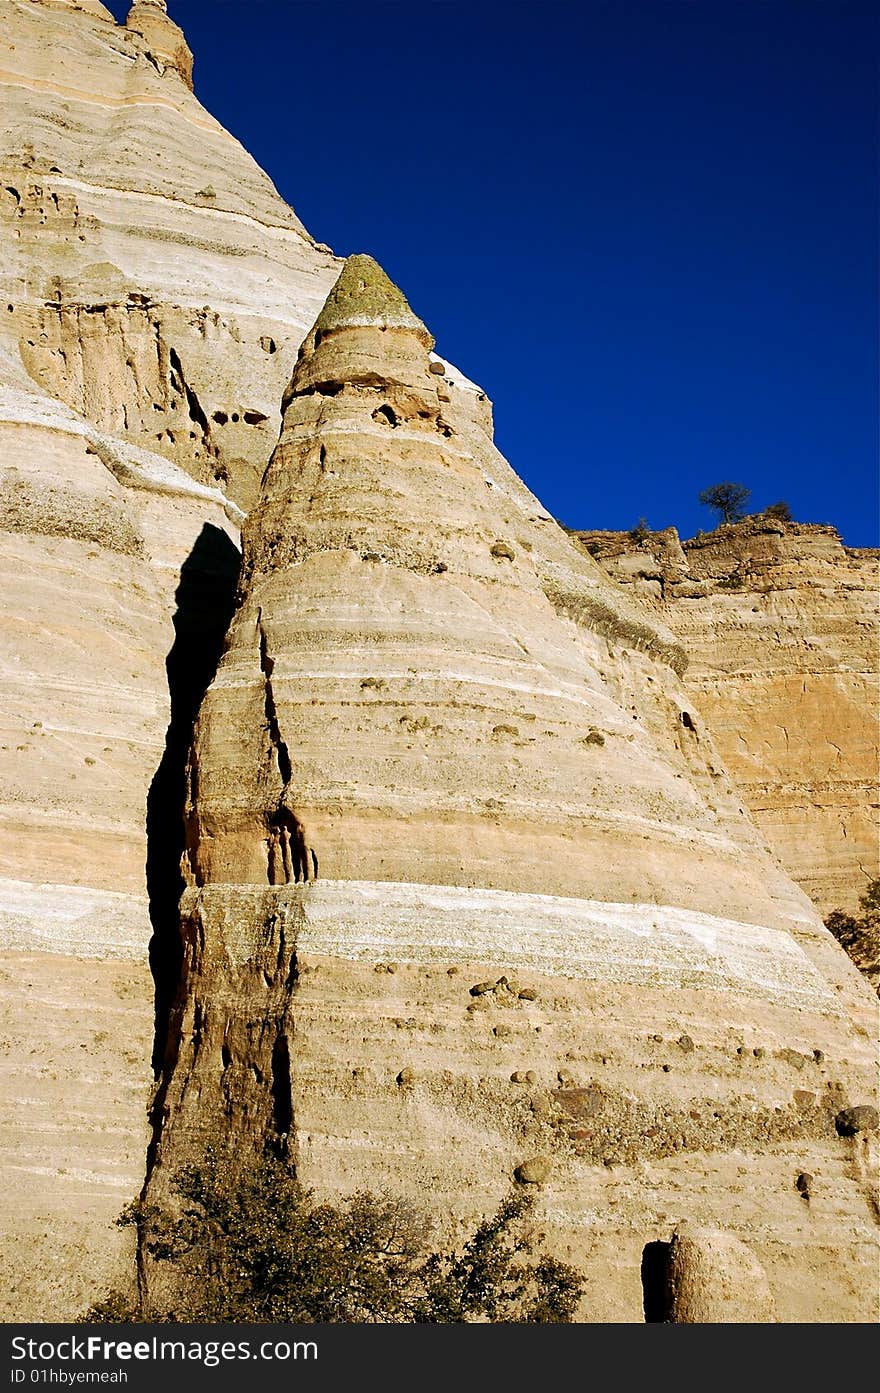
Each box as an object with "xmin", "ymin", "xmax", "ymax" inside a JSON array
[
  {"xmin": 146, "ymin": 874, "xmax": 878, "ymax": 1322},
  {"xmin": 0, "ymin": 0, "xmax": 321, "ymax": 1317},
  {"xmin": 0, "ymin": 0, "xmax": 496, "ymax": 1319},
  {"xmin": 143, "ymin": 260, "xmax": 879, "ymax": 1323},
  {"xmin": 1, "ymin": 1, "xmax": 876, "ymax": 1324},
  {"xmin": 575, "ymin": 521, "xmax": 879, "ymax": 919}
]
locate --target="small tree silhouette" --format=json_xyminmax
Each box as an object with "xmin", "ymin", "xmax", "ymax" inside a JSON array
[
  {"xmin": 763, "ymin": 500, "xmax": 792, "ymax": 522},
  {"xmin": 698, "ymin": 482, "xmax": 751, "ymax": 526}
]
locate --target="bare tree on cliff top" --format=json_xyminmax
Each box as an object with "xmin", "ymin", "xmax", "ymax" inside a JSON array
[{"xmin": 698, "ymin": 481, "xmax": 751, "ymax": 526}]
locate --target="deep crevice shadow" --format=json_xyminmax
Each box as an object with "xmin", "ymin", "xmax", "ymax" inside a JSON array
[
  {"xmin": 641, "ymin": 1239, "xmax": 671, "ymax": 1322},
  {"xmin": 146, "ymin": 523, "xmax": 240, "ymax": 1076}
]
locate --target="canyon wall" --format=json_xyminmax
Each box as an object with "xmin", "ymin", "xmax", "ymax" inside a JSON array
[
  {"xmin": 0, "ymin": 0, "xmax": 329, "ymax": 1317},
  {"xmin": 0, "ymin": 1, "xmax": 876, "ymax": 1323},
  {"xmin": 0, "ymin": 0, "xmax": 490, "ymax": 1318},
  {"xmin": 574, "ymin": 521, "xmax": 879, "ymax": 919}
]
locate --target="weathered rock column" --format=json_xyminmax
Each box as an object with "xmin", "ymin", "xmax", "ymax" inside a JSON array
[{"xmin": 142, "ymin": 257, "xmax": 879, "ymax": 1322}]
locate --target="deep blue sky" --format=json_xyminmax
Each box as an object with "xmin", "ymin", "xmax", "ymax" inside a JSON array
[{"xmin": 111, "ymin": 2, "xmax": 878, "ymax": 545}]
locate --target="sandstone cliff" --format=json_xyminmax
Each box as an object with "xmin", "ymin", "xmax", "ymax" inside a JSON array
[
  {"xmin": 0, "ymin": 1, "xmax": 876, "ymax": 1324},
  {"xmin": 574, "ymin": 520, "xmax": 879, "ymax": 920},
  {"xmin": 141, "ymin": 258, "xmax": 879, "ymax": 1324},
  {"xmin": 0, "ymin": 0, "xmax": 329, "ymax": 1317},
  {"xmin": 0, "ymin": 0, "xmax": 488, "ymax": 1318}
]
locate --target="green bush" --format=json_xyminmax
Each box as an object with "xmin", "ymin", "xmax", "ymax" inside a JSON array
[{"xmin": 85, "ymin": 1149, "xmax": 586, "ymax": 1324}]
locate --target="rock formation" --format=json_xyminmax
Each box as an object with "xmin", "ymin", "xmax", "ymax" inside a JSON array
[
  {"xmin": 124, "ymin": 1, "xmax": 193, "ymax": 89},
  {"xmin": 0, "ymin": 0, "xmax": 492, "ymax": 1319},
  {"xmin": 140, "ymin": 257, "xmax": 879, "ymax": 1323},
  {"xmin": 0, "ymin": 0, "xmax": 332, "ymax": 1318},
  {"xmin": 575, "ymin": 521, "xmax": 879, "ymax": 920},
  {"xmin": 0, "ymin": 0, "xmax": 876, "ymax": 1324},
  {"xmin": 653, "ymin": 1225, "xmax": 776, "ymax": 1323}
]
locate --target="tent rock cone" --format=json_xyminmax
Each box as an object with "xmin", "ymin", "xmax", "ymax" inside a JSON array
[{"xmin": 140, "ymin": 256, "xmax": 879, "ymax": 1322}]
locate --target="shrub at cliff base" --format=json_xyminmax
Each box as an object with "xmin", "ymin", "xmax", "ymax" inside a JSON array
[{"xmin": 85, "ymin": 1148, "xmax": 585, "ymax": 1323}]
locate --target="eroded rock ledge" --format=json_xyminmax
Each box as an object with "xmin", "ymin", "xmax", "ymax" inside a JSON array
[{"xmin": 574, "ymin": 520, "xmax": 880, "ymax": 918}]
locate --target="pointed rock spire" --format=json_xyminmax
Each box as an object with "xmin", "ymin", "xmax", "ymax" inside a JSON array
[
  {"xmin": 311, "ymin": 254, "xmax": 434, "ymax": 347},
  {"xmin": 187, "ymin": 249, "xmax": 807, "ymax": 937},
  {"xmin": 125, "ymin": 0, "xmax": 193, "ymax": 89},
  {"xmin": 289, "ymin": 254, "xmax": 435, "ymax": 403}
]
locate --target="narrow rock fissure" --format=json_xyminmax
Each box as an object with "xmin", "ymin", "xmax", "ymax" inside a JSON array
[
  {"xmin": 257, "ymin": 611, "xmax": 292, "ymax": 785},
  {"xmin": 145, "ymin": 524, "xmax": 240, "ymax": 1076},
  {"xmin": 168, "ymin": 344, "xmax": 216, "ymax": 457},
  {"xmin": 257, "ymin": 616, "xmax": 318, "ymax": 883},
  {"xmin": 270, "ymin": 1032, "xmax": 293, "ymax": 1153}
]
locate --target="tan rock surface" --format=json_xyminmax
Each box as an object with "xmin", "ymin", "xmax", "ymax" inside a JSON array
[
  {"xmin": 0, "ymin": 0, "xmax": 350, "ymax": 509},
  {"xmin": 124, "ymin": 1, "xmax": 193, "ymax": 90},
  {"xmin": 0, "ymin": 951, "xmax": 150, "ymax": 1319},
  {"xmin": 575, "ymin": 521, "xmax": 879, "ymax": 919},
  {"xmin": 0, "ymin": 359, "xmax": 240, "ymax": 1317},
  {"xmin": 142, "ymin": 260, "xmax": 879, "ymax": 1324},
  {"xmin": 657, "ymin": 1225, "xmax": 776, "ymax": 1323},
  {"xmin": 0, "ymin": 1, "xmax": 493, "ymax": 1319},
  {"xmin": 1, "ymin": 0, "xmax": 876, "ymax": 1324},
  {"xmin": 0, "ymin": 0, "xmax": 324, "ymax": 1317}
]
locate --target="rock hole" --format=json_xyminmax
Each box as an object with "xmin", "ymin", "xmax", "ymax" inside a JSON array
[
  {"xmin": 681, "ymin": 711, "xmax": 696, "ymax": 732},
  {"xmin": 221, "ymin": 1043, "xmax": 232, "ymax": 1070},
  {"xmin": 372, "ymin": 404, "xmax": 399, "ymax": 428},
  {"xmin": 271, "ymin": 1034, "xmax": 293, "ymax": 1141},
  {"xmin": 231, "ymin": 412, "xmax": 239, "ymax": 423},
  {"xmin": 260, "ymin": 336, "xmax": 277, "ymax": 354},
  {"xmin": 243, "ymin": 410, "xmax": 268, "ymax": 425},
  {"xmin": 641, "ymin": 1240, "xmax": 671, "ymax": 1322},
  {"xmin": 211, "ymin": 410, "xmax": 228, "ymax": 425}
]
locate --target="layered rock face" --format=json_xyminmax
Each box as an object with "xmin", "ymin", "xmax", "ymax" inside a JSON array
[
  {"xmin": 0, "ymin": 0, "xmax": 337, "ymax": 1318},
  {"xmin": 0, "ymin": 1, "xmax": 495, "ymax": 1319},
  {"xmin": 143, "ymin": 260, "xmax": 879, "ymax": 1323},
  {"xmin": 2, "ymin": 0, "xmax": 343, "ymax": 510},
  {"xmin": 2, "ymin": 0, "xmax": 877, "ymax": 1325},
  {"xmin": 575, "ymin": 521, "xmax": 879, "ymax": 918}
]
